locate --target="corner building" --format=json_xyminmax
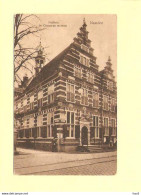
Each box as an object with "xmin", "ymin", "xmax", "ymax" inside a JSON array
[{"xmin": 14, "ymin": 20, "xmax": 117, "ymax": 152}]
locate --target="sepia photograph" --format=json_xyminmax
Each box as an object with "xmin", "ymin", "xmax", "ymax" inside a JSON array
[{"xmin": 14, "ymin": 14, "xmax": 117, "ymax": 175}]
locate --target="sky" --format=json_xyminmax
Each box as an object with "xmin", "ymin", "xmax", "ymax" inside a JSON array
[{"xmin": 17, "ymin": 14, "xmax": 117, "ymax": 84}]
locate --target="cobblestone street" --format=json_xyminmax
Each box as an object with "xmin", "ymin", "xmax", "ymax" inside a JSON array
[
  {"xmin": 14, "ymin": 148, "xmax": 117, "ymax": 175},
  {"xmin": 38, "ymin": 160, "xmax": 116, "ymax": 175}
]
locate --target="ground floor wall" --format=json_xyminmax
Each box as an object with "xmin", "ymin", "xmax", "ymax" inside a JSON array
[{"xmin": 16, "ymin": 103, "xmax": 117, "ymax": 152}]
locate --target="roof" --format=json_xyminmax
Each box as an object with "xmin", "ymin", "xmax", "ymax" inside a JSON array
[{"xmin": 25, "ymin": 44, "xmax": 72, "ymax": 92}]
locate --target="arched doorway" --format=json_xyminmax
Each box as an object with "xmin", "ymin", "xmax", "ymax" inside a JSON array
[{"xmin": 81, "ymin": 126, "xmax": 88, "ymax": 146}]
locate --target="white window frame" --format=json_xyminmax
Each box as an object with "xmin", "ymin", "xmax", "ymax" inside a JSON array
[
  {"xmin": 47, "ymin": 113, "xmax": 54, "ymax": 138},
  {"xmin": 104, "ymin": 117, "xmax": 109, "ymax": 136},
  {"xmin": 93, "ymin": 115, "xmax": 99, "ymax": 138},
  {"xmin": 111, "ymin": 118, "xmax": 116, "ymax": 136},
  {"xmin": 87, "ymin": 72, "xmax": 94, "ymax": 83},
  {"xmin": 81, "ymin": 88, "xmax": 88, "ymax": 106},
  {"xmin": 66, "ymin": 111, "xmax": 75, "ymax": 138}
]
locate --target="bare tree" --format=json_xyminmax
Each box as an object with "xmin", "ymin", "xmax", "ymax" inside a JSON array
[{"xmin": 14, "ymin": 14, "xmax": 48, "ymax": 85}]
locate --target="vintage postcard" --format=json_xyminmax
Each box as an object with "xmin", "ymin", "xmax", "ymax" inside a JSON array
[
  {"xmin": 14, "ymin": 14, "xmax": 117, "ymax": 175},
  {"xmin": 0, "ymin": 0, "xmax": 141, "ymax": 192}
]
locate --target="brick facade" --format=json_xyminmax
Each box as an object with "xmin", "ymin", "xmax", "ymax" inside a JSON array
[{"xmin": 14, "ymin": 19, "xmax": 117, "ymax": 152}]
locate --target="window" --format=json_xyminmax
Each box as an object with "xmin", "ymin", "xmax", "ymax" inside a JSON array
[
  {"xmin": 38, "ymin": 99, "xmax": 43, "ymax": 107},
  {"xmin": 80, "ymin": 55, "xmax": 89, "ymax": 66},
  {"xmin": 37, "ymin": 115, "xmax": 42, "ymax": 127},
  {"xmin": 25, "ymin": 129, "xmax": 30, "ymax": 138},
  {"xmin": 66, "ymin": 111, "xmax": 75, "ymax": 137},
  {"xmin": 81, "ymin": 44, "xmax": 89, "ymax": 52},
  {"xmin": 17, "ymin": 101, "xmax": 22, "ymax": 113},
  {"xmin": 104, "ymin": 118, "xmax": 109, "ymax": 136},
  {"xmin": 87, "ymin": 72, "xmax": 94, "ymax": 83},
  {"xmin": 48, "ymin": 94, "xmax": 55, "ymax": 104},
  {"xmin": 103, "ymin": 95, "xmax": 109, "ymax": 110},
  {"xmin": 81, "ymin": 88, "xmax": 88, "ymax": 105},
  {"xmin": 23, "ymin": 118, "xmax": 27, "ymax": 128},
  {"xmin": 32, "ymin": 127, "xmax": 37, "ymax": 138},
  {"xmin": 48, "ymin": 84, "xmax": 55, "ymax": 104},
  {"xmin": 47, "ymin": 113, "xmax": 54, "ymax": 137},
  {"xmin": 29, "ymin": 117, "xmax": 34, "ymax": 128},
  {"xmin": 30, "ymin": 94, "xmax": 34, "ymax": 110},
  {"xmin": 19, "ymin": 130, "xmax": 24, "ymax": 138},
  {"xmin": 30, "ymin": 102, "xmax": 34, "ymax": 110},
  {"xmin": 41, "ymin": 126, "xmax": 47, "ymax": 138},
  {"xmin": 111, "ymin": 98, "xmax": 116, "ymax": 112},
  {"xmin": 93, "ymin": 92, "xmax": 99, "ymax": 107},
  {"xmin": 66, "ymin": 83, "xmax": 75, "ymax": 102},
  {"xmin": 107, "ymin": 81, "xmax": 113, "ymax": 91},
  {"xmin": 75, "ymin": 66, "xmax": 81, "ymax": 78},
  {"xmin": 111, "ymin": 119, "xmax": 116, "ymax": 135},
  {"xmin": 38, "ymin": 90, "xmax": 43, "ymax": 107},
  {"xmin": 93, "ymin": 116, "xmax": 99, "ymax": 138},
  {"xmin": 23, "ymin": 98, "xmax": 27, "ymax": 112}
]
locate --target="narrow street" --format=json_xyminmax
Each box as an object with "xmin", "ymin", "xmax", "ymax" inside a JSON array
[{"xmin": 14, "ymin": 148, "xmax": 117, "ymax": 175}]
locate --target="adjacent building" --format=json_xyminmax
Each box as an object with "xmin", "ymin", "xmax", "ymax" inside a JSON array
[{"xmin": 14, "ymin": 19, "xmax": 117, "ymax": 152}]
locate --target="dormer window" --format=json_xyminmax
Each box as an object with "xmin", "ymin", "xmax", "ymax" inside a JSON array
[{"xmin": 81, "ymin": 44, "xmax": 89, "ymax": 53}]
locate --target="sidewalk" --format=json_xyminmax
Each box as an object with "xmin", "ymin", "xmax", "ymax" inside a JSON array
[{"xmin": 14, "ymin": 147, "xmax": 117, "ymax": 175}]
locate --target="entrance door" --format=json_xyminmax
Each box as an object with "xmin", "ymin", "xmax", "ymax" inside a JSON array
[{"xmin": 81, "ymin": 126, "xmax": 88, "ymax": 146}]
